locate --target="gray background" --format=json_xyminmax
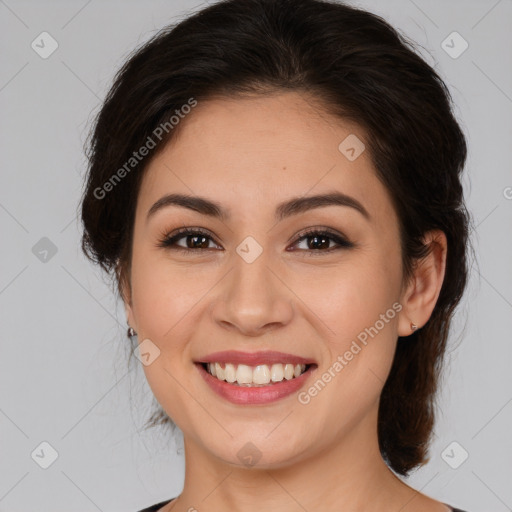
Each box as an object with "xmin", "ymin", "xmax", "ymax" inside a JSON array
[{"xmin": 1, "ymin": 0, "xmax": 511, "ymax": 511}]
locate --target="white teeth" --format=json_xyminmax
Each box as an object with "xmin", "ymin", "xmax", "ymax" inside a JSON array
[
  {"xmin": 205, "ymin": 362, "xmax": 308, "ymax": 385},
  {"xmin": 284, "ymin": 363, "xmax": 294, "ymax": 380},
  {"xmin": 214, "ymin": 362, "xmax": 224, "ymax": 380},
  {"xmin": 224, "ymin": 363, "xmax": 236, "ymax": 383},
  {"xmin": 253, "ymin": 365, "xmax": 271, "ymax": 385},
  {"xmin": 236, "ymin": 364, "xmax": 253, "ymax": 384},
  {"xmin": 270, "ymin": 364, "xmax": 284, "ymax": 382}
]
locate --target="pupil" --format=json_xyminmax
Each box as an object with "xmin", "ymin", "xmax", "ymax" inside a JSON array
[
  {"xmin": 309, "ymin": 235, "xmax": 329, "ymax": 250},
  {"xmin": 189, "ymin": 235, "xmax": 208, "ymax": 249}
]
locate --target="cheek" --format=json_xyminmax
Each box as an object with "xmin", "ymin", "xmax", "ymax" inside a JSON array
[
  {"xmin": 130, "ymin": 249, "xmax": 211, "ymax": 339},
  {"xmin": 129, "ymin": 253, "xmax": 204, "ymax": 425},
  {"xmin": 291, "ymin": 254, "xmax": 401, "ymax": 342},
  {"xmin": 293, "ymin": 252, "xmax": 401, "ymax": 393},
  {"xmin": 293, "ymin": 266, "xmax": 401, "ymax": 437}
]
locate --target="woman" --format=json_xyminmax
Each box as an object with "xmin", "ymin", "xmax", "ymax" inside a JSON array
[{"xmin": 80, "ymin": 0, "xmax": 472, "ymax": 510}]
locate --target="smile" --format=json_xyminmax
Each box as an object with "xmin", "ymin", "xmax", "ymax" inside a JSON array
[
  {"xmin": 203, "ymin": 362, "xmax": 309, "ymax": 386},
  {"xmin": 195, "ymin": 350, "xmax": 318, "ymax": 404}
]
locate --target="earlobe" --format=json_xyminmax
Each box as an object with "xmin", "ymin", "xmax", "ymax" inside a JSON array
[{"xmin": 397, "ymin": 229, "xmax": 447, "ymax": 337}]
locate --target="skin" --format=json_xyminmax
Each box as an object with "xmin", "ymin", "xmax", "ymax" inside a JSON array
[{"xmin": 123, "ymin": 92, "xmax": 449, "ymax": 512}]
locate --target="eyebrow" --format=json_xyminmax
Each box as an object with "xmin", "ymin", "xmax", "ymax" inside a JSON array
[{"xmin": 146, "ymin": 190, "xmax": 370, "ymax": 223}]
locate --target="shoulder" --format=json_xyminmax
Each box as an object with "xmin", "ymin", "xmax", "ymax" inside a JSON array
[{"xmin": 136, "ymin": 497, "xmax": 175, "ymax": 512}]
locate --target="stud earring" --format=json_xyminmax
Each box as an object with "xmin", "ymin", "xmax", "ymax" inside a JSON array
[
  {"xmin": 410, "ymin": 323, "xmax": 418, "ymax": 331},
  {"xmin": 127, "ymin": 326, "xmax": 137, "ymax": 338}
]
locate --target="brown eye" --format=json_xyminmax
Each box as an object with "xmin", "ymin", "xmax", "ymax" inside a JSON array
[
  {"xmin": 290, "ymin": 228, "xmax": 354, "ymax": 254},
  {"xmin": 157, "ymin": 228, "xmax": 221, "ymax": 252},
  {"xmin": 181, "ymin": 233, "xmax": 210, "ymax": 249}
]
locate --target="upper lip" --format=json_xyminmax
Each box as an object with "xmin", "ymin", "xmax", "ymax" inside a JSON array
[{"xmin": 196, "ymin": 350, "xmax": 317, "ymax": 366}]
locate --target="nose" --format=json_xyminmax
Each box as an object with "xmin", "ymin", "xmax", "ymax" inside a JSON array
[{"xmin": 210, "ymin": 247, "xmax": 294, "ymax": 337}]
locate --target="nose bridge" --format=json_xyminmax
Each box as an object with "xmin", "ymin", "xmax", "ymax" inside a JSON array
[
  {"xmin": 212, "ymin": 238, "xmax": 293, "ymax": 335},
  {"xmin": 233, "ymin": 244, "xmax": 273, "ymax": 300}
]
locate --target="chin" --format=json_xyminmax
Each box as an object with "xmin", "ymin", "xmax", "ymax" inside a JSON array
[{"xmin": 200, "ymin": 429, "xmax": 312, "ymax": 469}]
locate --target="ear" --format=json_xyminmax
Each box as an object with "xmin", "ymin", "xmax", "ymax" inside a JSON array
[
  {"xmin": 397, "ymin": 229, "xmax": 447, "ymax": 337},
  {"xmin": 118, "ymin": 261, "xmax": 137, "ymax": 332},
  {"xmin": 124, "ymin": 300, "xmax": 137, "ymax": 333}
]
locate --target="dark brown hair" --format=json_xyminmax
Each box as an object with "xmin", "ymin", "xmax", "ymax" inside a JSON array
[{"xmin": 80, "ymin": 0, "xmax": 471, "ymax": 476}]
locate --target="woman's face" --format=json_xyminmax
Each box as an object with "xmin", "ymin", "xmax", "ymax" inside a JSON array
[{"xmin": 125, "ymin": 92, "xmax": 410, "ymax": 467}]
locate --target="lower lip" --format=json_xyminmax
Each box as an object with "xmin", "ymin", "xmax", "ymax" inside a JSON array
[{"xmin": 196, "ymin": 363, "xmax": 316, "ymax": 405}]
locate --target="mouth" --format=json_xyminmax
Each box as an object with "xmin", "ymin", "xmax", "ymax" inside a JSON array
[{"xmin": 194, "ymin": 351, "xmax": 318, "ymax": 405}]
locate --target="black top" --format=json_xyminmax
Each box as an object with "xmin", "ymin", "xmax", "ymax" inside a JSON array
[
  {"xmin": 137, "ymin": 498, "xmax": 175, "ymax": 511},
  {"xmin": 137, "ymin": 498, "xmax": 468, "ymax": 511}
]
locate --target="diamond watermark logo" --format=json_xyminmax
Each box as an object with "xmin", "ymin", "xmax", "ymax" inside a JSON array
[
  {"xmin": 31, "ymin": 441, "xmax": 59, "ymax": 469},
  {"xmin": 31, "ymin": 32, "xmax": 59, "ymax": 59},
  {"xmin": 32, "ymin": 237, "xmax": 58, "ymax": 263},
  {"xmin": 237, "ymin": 442, "xmax": 262, "ymax": 467},
  {"xmin": 441, "ymin": 441, "xmax": 469, "ymax": 469},
  {"xmin": 441, "ymin": 32, "xmax": 468, "ymax": 59},
  {"xmin": 236, "ymin": 236, "xmax": 263, "ymax": 264},
  {"xmin": 338, "ymin": 134, "xmax": 365, "ymax": 161},
  {"xmin": 134, "ymin": 338, "xmax": 161, "ymax": 366}
]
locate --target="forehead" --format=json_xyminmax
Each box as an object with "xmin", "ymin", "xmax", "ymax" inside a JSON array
[{"xmin": 139, "ymin": 92, "xmax": 391, "ymax": 222}]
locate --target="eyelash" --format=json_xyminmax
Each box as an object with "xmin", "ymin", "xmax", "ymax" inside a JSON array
[{"xmin": 156, "ymin": 226, "xmax": 354, "ymax": 256}]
